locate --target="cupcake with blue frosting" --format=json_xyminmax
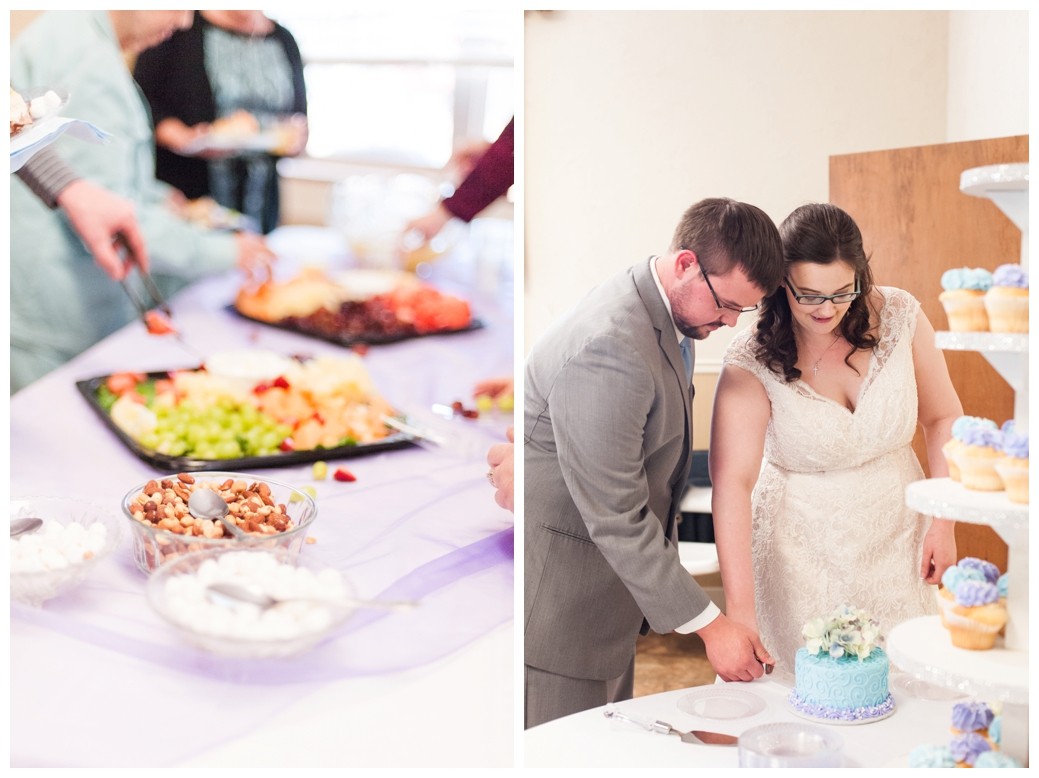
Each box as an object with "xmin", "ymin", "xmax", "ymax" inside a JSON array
[
  {"xmin": 949, "ymin": 732, "xmax": 993, "ymax": 766},
  {"xmin": 974, "ymin": 751, "xmax": 1021, "ymax": 768},
  {"xmin": 984, "ymin": 264, "xmax": 1028, "ymax": 333},
  {"xmin": 908, "ymin": 744, "xmax": 955, "ymax": 768},
  {"xmin": 940, "ymin": 267, "xmax": 993, "ymax": 331},
  {"xmin": 943, "ymin": 416, "xmax": 998, "ymax": 482},
  {"xmin": 952, "ymin": 424, "xmax": 1004, "ymax": 491}
]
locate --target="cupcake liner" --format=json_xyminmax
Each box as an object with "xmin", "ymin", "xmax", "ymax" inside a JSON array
[
  {"xmin": 953, "ymin": 449, "xmax": 1004, "ymax": 491},
  {"xmin": 940, "ymin": 291, "xmax": 989, "ymax": 332},
  {"xmin": 994, "ymin": 459, "xmax": 1028, "ymax": 504},
  {"xmin": 984, "ymin": 288, "xmax": 1029, "ymax": 333},
  {"xmin": 945, "ymin": 604, "xmax": 1007, "ymax": 650}
]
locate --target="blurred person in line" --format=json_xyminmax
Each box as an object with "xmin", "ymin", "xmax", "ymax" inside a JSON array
[
  {"xmin": 10, "ymin": 11, "xmax": 274, "ymax": 393},
  {"xmin": 134, "ymin": 10, "xmax": 308, "ymax": 234},
  {"xmin": 404, "ymin": 118, "xmax": 514, "ymax": 241},
  {"xmin": 16, "ymin": 147, "xmax": 149, "ymax": 280}
]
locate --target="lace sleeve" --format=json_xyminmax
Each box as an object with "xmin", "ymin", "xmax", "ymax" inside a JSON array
[
  {"xmin": 722, "ymin": 328, "xmax": 761, "ymax": 376},
  {"xmin": 874, "ymin": 287, "xmax": 920, "ymax": 367}
]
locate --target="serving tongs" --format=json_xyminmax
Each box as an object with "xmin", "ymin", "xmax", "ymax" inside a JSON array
[
  {"xmin": 603, "ymin": 706, "xmax": 738, "ymax": 746},
  {"xmin": 116, "ymin": 241, "xmax": 204, "ymax": 362}
]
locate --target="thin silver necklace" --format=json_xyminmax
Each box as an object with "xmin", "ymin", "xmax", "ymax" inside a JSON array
[{"xmin": 804, "ymin": 333, "xmax": 842, "ymax": 377}]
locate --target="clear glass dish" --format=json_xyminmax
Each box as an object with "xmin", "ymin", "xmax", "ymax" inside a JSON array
[
  {"xmin": 146, "ymin": 546, "xmax": 354, "ymax": 659},
  {"xmin": 10, "ymin": 496, "xmax": 123, "ymax": 607},
  {"xmin": 121, "ymin": 471, "xmax": 317, "ymax": 574}
]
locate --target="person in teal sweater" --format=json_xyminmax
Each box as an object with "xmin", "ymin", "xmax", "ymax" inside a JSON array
[{"xmin": 10, "ymin": 11, "xmax": 272, "ymax": 393}]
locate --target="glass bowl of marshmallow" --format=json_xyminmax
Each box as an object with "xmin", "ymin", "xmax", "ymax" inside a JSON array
[
  {"xmin": 146, "ymin": 547, "xmax": 355, "ymax": 659},
  {"xmin": 10, "ymin": 496, "xmax": 123, "ymax": 607}
]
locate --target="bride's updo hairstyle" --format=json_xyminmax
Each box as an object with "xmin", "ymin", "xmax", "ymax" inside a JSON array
[{"xmin": 753, "ymin": 203, "xmax": 880, "ymax": 382}]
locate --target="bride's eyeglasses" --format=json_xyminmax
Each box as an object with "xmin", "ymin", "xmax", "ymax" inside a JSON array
[{"xmin": 785, "ymin": 277, "xmax": 861, "ymax": 306}]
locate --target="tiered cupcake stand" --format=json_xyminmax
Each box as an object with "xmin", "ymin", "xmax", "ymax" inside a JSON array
[{"xmin": 888, "ymin": 162, "xmax": 1029, "ymax": 767}]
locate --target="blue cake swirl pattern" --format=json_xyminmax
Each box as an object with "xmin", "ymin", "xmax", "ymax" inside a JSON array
[{"xmin": 789, "ymin": 647, "xmax": 894, "ymax": 722}]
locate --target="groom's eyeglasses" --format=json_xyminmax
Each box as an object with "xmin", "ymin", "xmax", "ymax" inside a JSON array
[
  {"xmin": 785, "ymin": 277, "xmax": 862, "ymax": 306},
  {"xmin": 698, "ymin": 264, "xmax": 759, "ymax": 313}
]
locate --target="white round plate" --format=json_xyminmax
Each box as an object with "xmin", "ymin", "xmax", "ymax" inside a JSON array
[{"xmin": 675, "ymin": 686, "xmax": 767, "ymax": 720}]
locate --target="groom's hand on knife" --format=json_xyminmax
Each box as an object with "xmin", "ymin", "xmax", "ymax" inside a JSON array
[{"xmin": 696, "ymin": 613, "xmax": 775, "ymax": 682}]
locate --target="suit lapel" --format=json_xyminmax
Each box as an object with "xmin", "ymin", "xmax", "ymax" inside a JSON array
[{"xmin": 631, "ymin": 259, "xmax": 694, "ymax": 533}]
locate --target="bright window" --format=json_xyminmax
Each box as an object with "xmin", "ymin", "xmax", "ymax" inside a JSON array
[{"xmin": 264, "ymin": 8, "xmax": 514, "ymax": 168}]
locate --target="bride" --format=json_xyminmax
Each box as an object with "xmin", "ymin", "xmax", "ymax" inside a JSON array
[{"xmin": 709, "ymin": 202, "xmax": 962, "ymax": 674}]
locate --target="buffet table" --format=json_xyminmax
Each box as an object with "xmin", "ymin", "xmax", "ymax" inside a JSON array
[
  {"xmin": 523, "ymin": 676, "xmax": 963, "ymax": 768},
  {"xmin": 9, "ymin": 224, "xmax": 515, "ymax": 768}
]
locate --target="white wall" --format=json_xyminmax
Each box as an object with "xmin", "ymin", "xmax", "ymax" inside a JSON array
[
  {"xmin": 946, "ymin": 10, "xmax": 1029, "ymax": 142},
  {"xmin": 524, "ymin": 10, "xmax": 1027, "ymax": 369}
]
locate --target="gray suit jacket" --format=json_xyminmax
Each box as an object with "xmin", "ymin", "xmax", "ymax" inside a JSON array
[{"xmin": 524, "ymin": 259, "xmax": 711, "ymax": 681}]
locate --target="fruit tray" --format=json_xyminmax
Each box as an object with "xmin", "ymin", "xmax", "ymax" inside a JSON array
[
  {"xmin": 76, "ymin": 371, "xmax": 416, "ymax": 473},
  {"xmin": 230, "ymin": 305, "xmax": 484, "ymax": 347}
]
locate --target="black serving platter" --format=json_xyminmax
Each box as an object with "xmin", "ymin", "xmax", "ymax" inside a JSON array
[
  {"xmin": 75, "ymin": 370, "xmax": 416, "ymax": 473},
  {"xmin": 229, "ymin": 305, "xmax": 484, "ymax": 347}
]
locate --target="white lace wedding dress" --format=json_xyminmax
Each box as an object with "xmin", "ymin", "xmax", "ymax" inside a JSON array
[{"xmin": 723, "ymin": 287, "xmax": 937, "ymax": 675}]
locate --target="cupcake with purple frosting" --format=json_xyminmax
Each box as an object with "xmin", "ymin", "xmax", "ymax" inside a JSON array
[
  {"xmin": 950, "ymin": 733, "xmax": 993, "ymax": 767},
  {"xmin": 947, "ymin": 580, "xmax": 1007, "ymax": 650},
  {"xmin": 950, "ymin": 701, "xmax": 995, "ymax": 738},
  {"xmin": 952, "ymin": 424, "xmax": 1004, "ymax": 491},
  {"xmin": 940, "ymin": 267, "xmax": 993, "ymax": 331},
  {"xmin": 984, "ymin": 264, "xmax": 1028, "ymax": 333},
  {"xmin": 995, "ymin": 420, "xmax": 1028, "ymax": 504},
  {"xmin": 943, "ymin": 416, "xmax": 998, "ymax": 482}
]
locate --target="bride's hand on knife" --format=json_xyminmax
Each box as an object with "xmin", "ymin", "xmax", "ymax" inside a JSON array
[{"xmin": 920, "ymin": 517, "xmax": 957, "ymax": 584}]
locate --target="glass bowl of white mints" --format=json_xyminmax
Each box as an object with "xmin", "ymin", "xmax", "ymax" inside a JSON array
[
  {"xmin": 10, "ymin": 497, "xmax": 123, "ymax": 607},
  {"xmin": 146, "ymin": 546, "xmax": 355, "ymax": 659}
]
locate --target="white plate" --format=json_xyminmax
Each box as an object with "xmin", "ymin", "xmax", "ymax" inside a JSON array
[{"xmin": 675, "ymin": 686, "xmax": 768, "ymax": 721}]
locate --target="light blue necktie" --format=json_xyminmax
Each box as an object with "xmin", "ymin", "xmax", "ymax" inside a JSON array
[{"xmin": 679, "ymin": 337, "xmax": 693, "ymax": 384}]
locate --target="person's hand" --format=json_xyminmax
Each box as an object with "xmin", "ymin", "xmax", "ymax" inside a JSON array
[
  {"xmin": 696, "ymin": 613, "xmax": 774, "ymax": 682},
  {"xmin": 449, "ymin": 138, "xmax": 492, "ymax": 181},
  {"xmin": 155, "ymin": 117, "xmax": 218, "ymax": 157},
  {"xmin": 486, "ymin": 426, "xmax": 514, "ymax": 512},
  {"xmin": 403, "ymin": 204, "xmax": 454, "ymax": 242},
  {"xmin": 56, "ymin": 179, "xmax": 149, "ymax": 280},
  {"xmin": 920, "ymin": 517, "xmax": 957, "ymax": 585},
  {"xmin": 234, "ymin": 232, "xmax": 276, "ymax": 280},
  {"xmin": 473, "ymin": 376, "xmax": 514, "ymax": 400},
  {"xmin": 275, "ymin": 113, "xmax": 308, "ymax": 157}
]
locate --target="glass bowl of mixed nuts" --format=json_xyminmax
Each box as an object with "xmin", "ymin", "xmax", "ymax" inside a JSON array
[{"xmin": 121, "ymin": 472, "xmax": 317, "ymax": 574}]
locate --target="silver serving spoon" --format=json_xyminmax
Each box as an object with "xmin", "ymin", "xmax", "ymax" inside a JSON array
[
  {"xmin": 187, "ymin": 489, "xmax": 245, "ymax": 539},
  {"xmin": 10, "ymin": 517, "xmax": 44, "ymax": 538},
  {"xmin": 205, "ymin": 581, "xmax": 418, "ymax": 613}
]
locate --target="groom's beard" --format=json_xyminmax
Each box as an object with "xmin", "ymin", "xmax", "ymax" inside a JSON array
[{"xmin": 675, "ymin": 316, "xmax": 725, "ymax": 341}]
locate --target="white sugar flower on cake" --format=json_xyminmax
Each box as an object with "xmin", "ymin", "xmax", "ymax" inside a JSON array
[{"xmin": 802, "ymin": 604, "xmax": 883, "ymax": 660}]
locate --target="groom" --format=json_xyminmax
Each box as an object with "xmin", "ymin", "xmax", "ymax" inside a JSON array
[{"xmin": 524, "ymin": 198, "xmax": 785, "ymax": 728}]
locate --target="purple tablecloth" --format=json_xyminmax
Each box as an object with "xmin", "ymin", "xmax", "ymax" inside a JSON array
[{"xmin": 10, "ymin": 256, "xmax": 514, "ymax": 767}]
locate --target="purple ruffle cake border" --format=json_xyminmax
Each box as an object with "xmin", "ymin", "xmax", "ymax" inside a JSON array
[{"xmin": 788, "ymin": 690, "xmax": 896, "ymax": 722}]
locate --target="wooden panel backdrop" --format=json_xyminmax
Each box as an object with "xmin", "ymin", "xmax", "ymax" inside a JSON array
[{"xmin": 830, "ymin": 135, "xmax": 1028, "ymax": 572}]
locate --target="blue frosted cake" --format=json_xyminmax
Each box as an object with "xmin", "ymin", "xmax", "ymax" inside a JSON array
[{"xmin": 788, "ymin": 605, "xmax": 895, "ymax": 723}]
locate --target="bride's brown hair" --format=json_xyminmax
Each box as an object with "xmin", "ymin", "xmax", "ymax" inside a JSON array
[{"xmin": 753, "ymin": 203, "xmax": 880, "ymax": 382}]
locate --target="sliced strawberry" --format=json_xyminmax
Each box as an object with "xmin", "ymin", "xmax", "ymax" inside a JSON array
[
  {"xmin": 106, "ymin": 372, "xmax": 145, "ymax": 395},
  {"xmin": 144, "ymin": 310, "xmax": 176, "ymax": 336},
  {"xmin": 333, "ymin": 468, "xmax": 357, "ymax": 482},
  {"xmin": 279, "ymin": 438, "xmax": 295, "ymax": 452},
  {"xmin": 273, "ymin": 376, "xmax": 291, "ymax": 389}
]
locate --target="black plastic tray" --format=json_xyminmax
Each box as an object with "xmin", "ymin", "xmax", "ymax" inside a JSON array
[
  {"xmin": 229, "ymin": 304, "xmax": 484, "ymax": 347},
  {"xmin": 76, "ymin": 371, "xmax": 416, "ymax": 473}
]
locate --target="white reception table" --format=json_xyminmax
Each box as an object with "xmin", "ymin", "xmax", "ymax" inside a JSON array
[
  {"xmin": 524, "ymin": 675, "xmax": 967, "ymax": 768},
  {"xmin": 9, "ymin": 224, "xmax": 516, "ymax": 768}
]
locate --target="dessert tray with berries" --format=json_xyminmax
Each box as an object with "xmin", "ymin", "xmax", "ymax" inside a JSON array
[
  {"xmin": 75, "ymin": 351, "xmax": 417, "ymax": 471},
  {"xmin": 232, "ymin": 267, "xmax": 482, "ymax": 347}
]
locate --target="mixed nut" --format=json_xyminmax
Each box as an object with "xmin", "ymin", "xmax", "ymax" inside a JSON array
[{"xmin": 128, "ymin": 473, "xmax": 295, "ymax": 539}]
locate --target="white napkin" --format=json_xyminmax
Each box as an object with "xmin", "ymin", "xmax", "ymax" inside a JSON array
[{"xmin": 10, "ymin": 115, "xmax": 110, "ymax": 173}]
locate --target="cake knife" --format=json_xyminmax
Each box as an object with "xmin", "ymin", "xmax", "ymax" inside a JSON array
[{"xmin": 603, "ymin": 707, "xmax": 738, "ymax": 746}]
